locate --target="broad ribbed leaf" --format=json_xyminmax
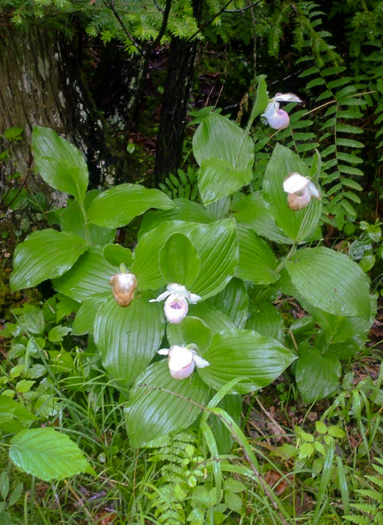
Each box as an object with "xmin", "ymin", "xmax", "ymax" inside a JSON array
[
  {"xmin": 167, "ymin": 317, "xmax": 213, "ymax": 353},
  {"xmin": 193, "ymin": 113, "xmax": 254, "ymax": 169},
  {"xmin": 210, "ymin": 278, "xmax": 249, "ymax": 328},
  {"xmin": 131, "ymin": 221, "xmax": 177, "ymax": 290},
  {"xmin": 94, "ymin": 294, "xmax": 165, "ymax": 387},
  {"xmin": 32, "ymin": 127, "xmax": 88, "ymax": 203},
  {"xmin": 324, "ymin": 339, "xmax": 360, "ymax": 360},
  {"xmin": 231, "ymin": 193, "xmax": 292, "ymax": 244},
  {"xmin": 0, "ymin": 396, "xmax": 36, "ymax": 433},
  {"xmin": 102, "ymin": 244, "xmax": 133, "ymax": 268},
  {"xmin": 132, "ymin": 219, "xmax": 238, "ymax": 298},
  {"xmin": 188, "ymin": 302, "xmax": 236, "ymax": 332},
  {"xmin": 125, "ymin": 361, "xmax": 210, "ymax": 447},
  {"xmin": 10, "ymin": 230, "xmax": 88, "ymax": 291},
  {"xmin": 296, "ymin": 348, "xmax": 341, "ymax": 403},
  {"xmin": 198, "ymin": 330, "xmax": 296, "ymax": 394},
  {"xmin": 285, "ymin": 247, "xmax": 370, "ymax": 319},
  {"xmin": 87, "ymin": 184, "xmax": 175, "ymax": 228},
  {"xmin": 139, "ymin": 198, "xmax": 214, "ymax": 238},
  {"xmin": 159, "ymin": 233, "xmax": 200, "ymax": 288},
  {"xmin": 72, "ymin": 295, "xmax": 108, "ymax": 335},
  {"xmin": 10, "ymin": 428, "xmax": 95, "ymax": 481},
  {"xmin": 248, "ymin": 76, "xmax": 269, "ymax": 125},
  {"xmin": 245, "ymin": 302, "xmax": 284, "ymax": 341},
  {"xmin": 187, "ymin": 219, "xmax": 238, "ymax": 298},
  {"xmin": 263, "ymin": 145, "xmax": 322, "ymax": 242},
  {"xmin": 300, "ymin": 301, "xmax": 373, "ymax": 344},
  {"xmin": 61, "ymin": 199, "xmax": 115, "ymax": 247},
  {"xmin": 235, "ymin": 226, "xmax": 279, "ymax": 284},
  {"xmin": 199, "ymin": 158, "xmax": 253, "ymax": 205},
  {"xmin": 53, "ymin": 247, "xmax": 118, "ymax": 302}
]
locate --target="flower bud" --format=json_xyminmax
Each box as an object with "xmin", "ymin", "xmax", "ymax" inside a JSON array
[{"xmin": 110, "ymin": 272, "xmax": 137, "ymax": 307}]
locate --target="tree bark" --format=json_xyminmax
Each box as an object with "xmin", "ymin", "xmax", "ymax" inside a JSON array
[
  {"xmin": 0, "ymin": 25, "xmax": 72, "ymax": 179},
  {"xmin": 0, "ymin": 24, "xmax": 108, "ymax": 190},
  {"xmin": 154, "ymin": 0, "xmax": 203, "ymax": 184}
]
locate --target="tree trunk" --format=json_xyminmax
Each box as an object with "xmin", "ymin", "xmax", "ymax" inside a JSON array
[
  {"xmin": 154, "ymin": 0, "xmax": 203, "ymax": 184},
  {"xmin": 0, "ymin": 25, "xmax": 72, "ymax": 179},
  {"xmin": 0, "ymin": 24, "xmax": 108, "ymax": 190}
]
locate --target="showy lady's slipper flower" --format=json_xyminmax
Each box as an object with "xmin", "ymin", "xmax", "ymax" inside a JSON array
[
  {"xmin": 158, "ymin": 345, "xmax": 210, "ymax": 380},
  {"xmin": 110, "ymin": 270, "xmax": 137, "ymax": 307},
  {"xmin": 149, "ymin": 283, "xmax": 201, "ymax": 324},
  {"xmin": 283, "ymin": 172, "xmax": 321, "ymax": 210},
  {"xmin": 262, "ymin": 93, "xmax": 302, "ymax": 130}
]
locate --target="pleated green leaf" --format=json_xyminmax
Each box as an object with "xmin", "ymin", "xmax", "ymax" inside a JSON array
[
  {"xmin": 300, "ymin": 300, "xmax": 373, "ymax": 345},
  {"xmin": 32, "ymin": 127, "xmax": 88, "ymax": 204},
  {"xmin": 245, "ymin": 302, "xmax": 284, "ymax": 341},
  {"xmin": 87, "ymin": 184, "xmax": 175, "ymax": 228},
  {"xmin": 248, "ymin": 75, "xmax": 269, "ymax": 125},
  {"xmin": 102, "ymin": 244, "xmax": 133, "ymax": 268},
  {"xmin": 193, "ymin": 113, "xmax": 254, "ymax": 169},
  {"xmin": 159, "ymin": 233, "xmax": 200, "ymax": 288},
  {"xmin": 131, "ymin": 220, "xmax": 180, "ymax": 291},
  {"xmin": 53, "ymin": 247, "xmax": 118, "ymax": 302},
  {"xmin": 296, "ymin": 348, "xmax": 341, "ymax": 403},
  {"xmin": 10, "ymin": 229, "xmax": 88, "ymax": 291},
  {"xmin": 72, "ymin": 295, "xmax": 108, "ymax": 335},
  {"xmin": 139, "ymin": 198, "xmax": 214, "ymax": 238},
  {"xmin": 60, "ymin": 199, "xmax": 115, "ymax": 247},
  {"xmin": 94, "ymin": 294, "xmax": 165, "ymax": 387},
  {"xmin": 198, "ymin": 158, "xmax": 253, "ymax": 205},
  {"xmin": 198, "ymin": 330, "xmax": 296, "ymax": 394},
  {"xmin": 285, "ymin": 247, "xmax": 370, "ymax": 319},
  {"xmin": 188, "ymin": 219, "xmax": 238, "ymax": 298},
  {"xmin": 10, "ymin": 428, "xmax": 95, "ymax": 482},
  {"xmin": 231, "ymin": 193, "xmax": 292, "ymax": 244},
  {"xmin": 188, "ymin": 302, "xmax": 236, "ymax": 332},
  {"xmin": 263, "ymin": 144, "xmax": 322, "ymax": 242},
  {"xmin": 125, "ymin": 361, "xmax": 210, "ymax": 447},
  {"xmin": 132, "ymin": 219, "xmax": 238, "ymax": 299},
  {"xmin": 235, "ymin": 226, "xmax": 279, "ymax": 284},
  {"xmin": 209, "ymin": 278, "xmax": 249, "ymax": 328},
  {"xmin": 167, "ymin": 317, "xmax": 213, "ymax": 353}
]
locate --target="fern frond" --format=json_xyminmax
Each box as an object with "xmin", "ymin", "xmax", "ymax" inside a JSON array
[
  {"xmin": 344, "ymin": 456, "xmax": 383, "ymax": 524},
  {"xmin": 143, "ymin": 431, "xmax": 201, "ymax": 524},
  {"xmin": 344, "ymin": 515, "xmax": 371, "ymax": 525}
]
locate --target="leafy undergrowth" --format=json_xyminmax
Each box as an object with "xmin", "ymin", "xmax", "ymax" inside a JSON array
[{"xmin": 0, "ymin": 310, "xmax": 381, "ymax": 524}]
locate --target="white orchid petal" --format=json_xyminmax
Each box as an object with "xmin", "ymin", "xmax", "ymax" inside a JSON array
[
  {"xmin": 158, "ymin": 348, "xmax": 170, "ymax": 356},
  {"xmin": 166, "ymin": 283, "xmax": 188, "ymax": 296},
  {"xmin": 283, "ymin": 172, "xmax": 309, "ymax": 193},
  {"xmin": 149, "ymin": 290, "xmax": 172, "ymax": 303},
  {"xmin": 273, "ymin": 92, "xmax": 302, "ymax": 103},
  {"xmin": 189, "ymin": 293, "xmax": 202, "ymax": 304},
  {"xmin": 262, "ymin": 100, "xmax": 279, "ymax": 118},
  {"xmin": 308, "ymin": 181, "xmax": 321, "ymax": 199},
  {"xmin": 193, "ymin": 355, "xmax": 210, "ymax": 369}
]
